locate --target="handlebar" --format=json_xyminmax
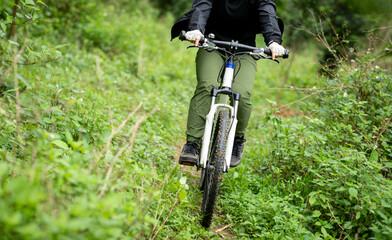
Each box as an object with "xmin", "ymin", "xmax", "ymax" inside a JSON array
[{"xmin": 179, "ymin": 30, "xmax": 289, "ymax": 60}]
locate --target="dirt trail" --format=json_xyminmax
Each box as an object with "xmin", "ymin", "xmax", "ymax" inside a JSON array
[{"xmin": 173, "ymin": 143, "xmax": 236, "ymax": 239}]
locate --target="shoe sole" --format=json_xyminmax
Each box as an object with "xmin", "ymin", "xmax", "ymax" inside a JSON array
[
  {"xmin": 179, "ymin": 155, "xmax": 198, "ymax": 166},
  {"xmin": 230, "ymin": 157, "xmax": 242, "ymax": 167}
]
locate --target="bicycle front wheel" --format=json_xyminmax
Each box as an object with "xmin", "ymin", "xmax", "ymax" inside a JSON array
[{"xmin": 200, "ymin": 110, "xmax": 230, "ymax": 228}]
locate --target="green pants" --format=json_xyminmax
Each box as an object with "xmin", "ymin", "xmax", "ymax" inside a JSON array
[{"xmin": 186, "ymin": 48, "xmax": 257, "ymax": 142}]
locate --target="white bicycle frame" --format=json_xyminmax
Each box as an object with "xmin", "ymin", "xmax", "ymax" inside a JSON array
[
  {"xmin": 193, "ymin": 36, "xmax": 286, "ymax": 173},
  {"xmin": 199, "ymin": 61, "xmax": 239, "ymax": 172}
]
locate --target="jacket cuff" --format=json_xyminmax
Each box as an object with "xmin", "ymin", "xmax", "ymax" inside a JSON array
[{"xmin": 266, "ymin": 36, "xmax": 282, "ymax": 46}]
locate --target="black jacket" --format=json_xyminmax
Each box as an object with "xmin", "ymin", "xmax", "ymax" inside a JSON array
[{"xmin": 171, "ymin": 0, "xmax": 284, "ymax": 46}]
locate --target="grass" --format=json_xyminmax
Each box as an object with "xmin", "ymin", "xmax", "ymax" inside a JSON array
[
  {"xmin": 2, "ymin": 1, "xmax": 390, "ymax": 239},
  {"xmin": 0, "ymin": 3, "xmax": 316, "ymax": 237}
]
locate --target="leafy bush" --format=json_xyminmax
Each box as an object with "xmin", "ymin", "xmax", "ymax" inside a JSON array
[
  {"xmin": 0, "ymin": 0, "xmax": 209, "ymax": 238},
  {"xmin": 278, "ymin": 0, "xmax": 389, "ymax": 44},
  {"xmin": 252, "ymin": 58, "xmax": 392, "ymax": 238}
]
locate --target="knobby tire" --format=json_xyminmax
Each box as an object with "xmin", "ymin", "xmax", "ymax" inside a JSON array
[{"xmin": 200, "ymin": 110, "xmax": 229, "ymax": 228}]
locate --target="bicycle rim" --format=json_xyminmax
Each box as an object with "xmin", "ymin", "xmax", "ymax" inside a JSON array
[{"xmin": 200, "ymin": 110, "xmax": 229, "ymax": 228}]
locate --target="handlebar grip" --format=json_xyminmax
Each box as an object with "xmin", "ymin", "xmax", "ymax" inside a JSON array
[
  {"xmin": 283, "ymin": 49, "xmax": 289, "ymax": 59},
  {"xmin": 264, "ymin": 48, "xmax": 272, "ymax": 56},
  {"xmin": 179, "ymin": 30, "xmax": 187, "ymax": 41},
  {"xmin": 179, "ymin": 30, "xmax": 206, "ymax": 44},
  {"xmin": 264, "ymin": 48, "xmax": 290, "ymax": 59}
]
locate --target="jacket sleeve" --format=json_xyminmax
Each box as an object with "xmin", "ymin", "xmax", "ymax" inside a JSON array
[
  {"xmin": 256, "ymin": 0, "xmax": 283, "ymax": 45},
  {"xmin": 188, "ymin": 0, "xmax": 213, "ymax": 34}
]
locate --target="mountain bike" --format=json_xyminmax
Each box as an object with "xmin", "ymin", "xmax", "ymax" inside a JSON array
[{"xmin": 179, "ymin": 31, "xmax": 289, "ymax": 228}]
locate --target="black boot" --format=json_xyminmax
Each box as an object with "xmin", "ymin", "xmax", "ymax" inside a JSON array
[
  {"xmin": 230, "ymin": 136, "xmax": 246, "ymax": 167},
  {"xmin": 179, "ymin": 141, "xmax": 200, "ymax": 166}
]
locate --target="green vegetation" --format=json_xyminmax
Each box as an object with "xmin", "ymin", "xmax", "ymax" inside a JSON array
[
  {"xmin": 0, "ymin": 0, "xmax": 391, "ymax": 239},
  {"xmin": 222, "ymin": 62, "xmax": 392, "ymax": 239}
]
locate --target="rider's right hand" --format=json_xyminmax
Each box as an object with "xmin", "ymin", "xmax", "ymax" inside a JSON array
[
  {"xmin": 185, "ymin": 30, "xmax": 204, "ymax": 46},
  {"xmin": 268, "ymin": 42, "xmax": 286, "ymax": 60}
]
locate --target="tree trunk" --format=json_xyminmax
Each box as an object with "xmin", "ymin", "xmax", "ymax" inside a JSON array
[{"xmin": 9, "ymin": 0, "xmax": 20, "ymax": 39}]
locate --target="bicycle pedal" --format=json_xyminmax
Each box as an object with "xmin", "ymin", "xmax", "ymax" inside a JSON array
[{"xmin": 179, "ymin": 159, "xmax": 197, "ymax": 166}]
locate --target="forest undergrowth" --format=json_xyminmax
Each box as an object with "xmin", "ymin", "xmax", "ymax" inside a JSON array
[{"xmin": 0, "ymin": 0, "xmax": 391, "ymax": 239}]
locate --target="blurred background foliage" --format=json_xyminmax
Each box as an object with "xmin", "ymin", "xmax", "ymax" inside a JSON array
[
  {"xmin": 152, "ymin": 0, "xmax": 391, "ymax": 70},
  {"xmin": 150, "ymin": 0, "xmax": 390, "ymax": 41},
  {"xmin": 0, "ymin": 0, "xmax": 391, "ymax": 239}
]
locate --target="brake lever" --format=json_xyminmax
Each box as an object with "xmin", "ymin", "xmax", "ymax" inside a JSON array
[
  {"xmin": 259, "ymin": 54, "xmax": 280, "ymax": 63},
  {"xmin": 187, "ymin": 43, "xmax": 219, "ymax": 51}
]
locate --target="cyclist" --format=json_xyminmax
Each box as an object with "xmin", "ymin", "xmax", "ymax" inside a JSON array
[{"xmin": 171, "ymin": 0, "xmax": 286, "ymax": 167}]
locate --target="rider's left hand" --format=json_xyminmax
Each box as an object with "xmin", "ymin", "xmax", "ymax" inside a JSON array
[
  {"xmin": 268, "ymin": 42, "xmax": 285, "ymax": 60},
  {"xmin": 185, "ymin": 30, "xmax": 204, "ymax": 46}
]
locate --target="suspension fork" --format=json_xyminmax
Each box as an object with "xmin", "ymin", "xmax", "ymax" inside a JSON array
[{"xmin": 199, "ymin": 87, "xmax": 240, "ymax": 172}]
